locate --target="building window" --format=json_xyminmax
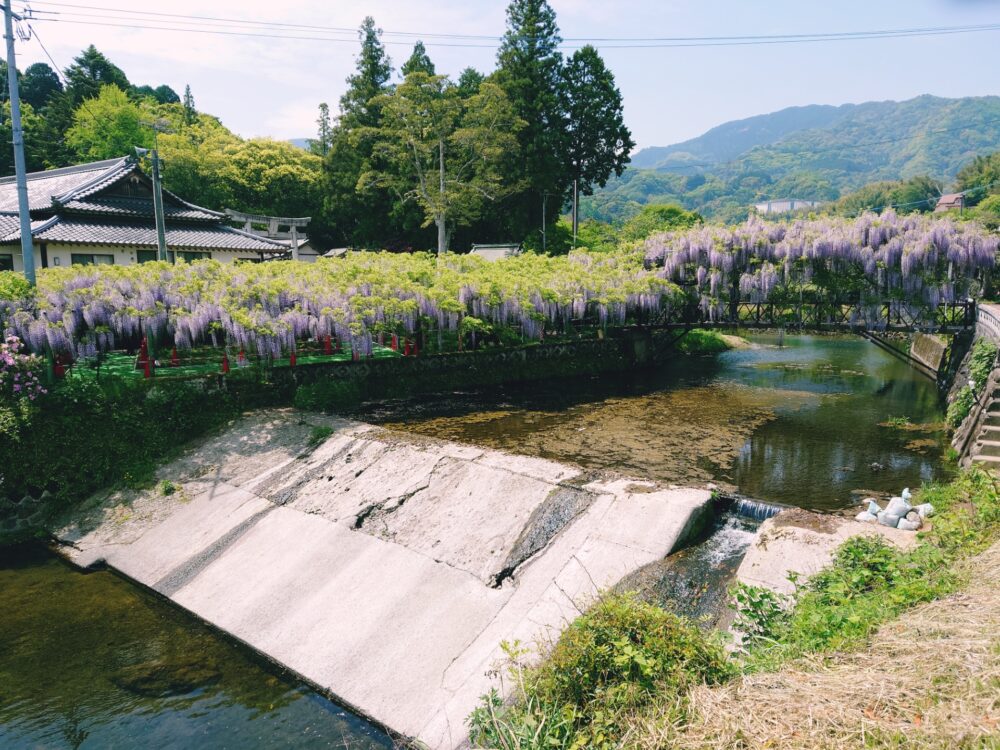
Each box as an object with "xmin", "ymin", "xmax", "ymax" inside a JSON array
[
  {"xmin": 70, "ymin": 253, "xmax": 115, "ymax": 266},
  {"xmin": 167, "ymin": 250, "xmax": 212, "ymax": 263},
  {"xmin": 0, "ymin": 254, "xmax": 13, "ymax": 271},
  {"xmin": 137, "ymin": 250, "xmax": 158, "ymax": 263}
]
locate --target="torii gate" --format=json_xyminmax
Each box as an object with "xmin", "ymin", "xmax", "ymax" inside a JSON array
[{"xmin": 224, "ymin": 209, "xmax": 311, "ymax": 261}]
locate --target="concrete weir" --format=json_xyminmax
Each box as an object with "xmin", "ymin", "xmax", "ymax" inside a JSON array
[{"xmin": 54, "ymin": 410, "xmax": 711, "ymax": 748}]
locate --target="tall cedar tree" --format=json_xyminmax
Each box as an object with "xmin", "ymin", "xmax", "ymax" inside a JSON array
[
  {"xmin": 320, "ymin": 17, "xmax": 430, "ymax": 249},
  {"xmin": 182, "ymin": 85, "xmax": 196, "ymax": 125},
  {"xmin": 64, "ymin": 45, "xmax": 130, "ymax": 105},
  {"xmin": 401, "ymin": 41, "xmax": 435, "ymax": 77},
  {"xmin": 312, "ymin": 102, "xmax": 333, "ymax": 156},
  {"xmin": 493, "ymin": 0, "xmax": 568, "ymax": 240},
  {"xmin": 562, "ymin": 45, "xmax": 634, "ymax": 234}
]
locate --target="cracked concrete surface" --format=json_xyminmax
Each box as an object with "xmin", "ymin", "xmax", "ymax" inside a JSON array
[{"xmin": 53, "ymin": 410, "xmax": 710, "ymax": 749}]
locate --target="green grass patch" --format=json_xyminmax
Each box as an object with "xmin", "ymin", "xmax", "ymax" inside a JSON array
[
  {"xmin": 968, "ymin": 337, "xmax": 998, "ymax": 391},
  {"xmin": 468, "ymin": 593, "xmax": 733, "ymax": 749},
  {"xmin": 307, "ymin": 425, "xmax": 334, "ymax": 448},
  {"xmin": 674, "ymin": 329, "xmax": 733, "ymax": 355}
]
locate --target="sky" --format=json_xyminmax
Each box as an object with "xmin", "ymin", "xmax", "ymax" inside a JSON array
[{"xmin": 10, "ymin": 0, "xmax": 1000, "ymax": 151}]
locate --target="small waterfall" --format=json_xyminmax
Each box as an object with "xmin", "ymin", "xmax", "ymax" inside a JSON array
[{"xmin": 731, "ymin": 497, "xmax": 786, "ymax": 521}]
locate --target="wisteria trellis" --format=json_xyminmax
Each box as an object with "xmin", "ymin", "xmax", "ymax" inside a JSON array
[
  {"xmin": 0, "ymin": 249, "xmax": 677, "ymax": 359},
  {"xmin": 644, "ymin": 211, "xmax": 998, "ymax": 327},
  {"xmin": 0, "ymin": 212, "xmax": 996, "ymax": 360}
]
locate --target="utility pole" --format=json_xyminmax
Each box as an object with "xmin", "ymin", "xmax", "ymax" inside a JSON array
[
  {"xmin": 541, "ymin": 192, "xmax": 547, "ymax": 253},
  {"xmin": 139, "ymin": 119, "xmax": 172, "ymax": 262},
  {"xmin": 572, "ymin": 178, "xmax": 579, "ymax": 248},
  {"xmin": 151, "ymin": 146, "xmax": 168, "ymax": 261},
  {"xmin": 3, "ymin": 3, "xmax": 35, "ymax": 285}
]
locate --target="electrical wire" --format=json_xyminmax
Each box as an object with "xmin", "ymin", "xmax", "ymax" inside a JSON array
[{"xmin": 16, "ymin": 1, "xmax": 1000, "ymax": 49}]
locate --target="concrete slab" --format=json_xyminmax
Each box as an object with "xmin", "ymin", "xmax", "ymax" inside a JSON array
[
  {"xmin": 735, "ymin": 507, "xmax": 920, "ymax": 596},
  {"xmin": 52, "ymin": 409, "xmax": 712, "ymax": 749}
]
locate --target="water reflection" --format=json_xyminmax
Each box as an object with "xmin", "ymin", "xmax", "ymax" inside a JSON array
[{"xmin": 0, "ymin": 545, "xmax": 393, "ymax": 750}]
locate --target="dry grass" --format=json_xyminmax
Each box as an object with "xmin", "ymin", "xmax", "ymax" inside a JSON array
[{"xmin": 625, "ymin": 541, "xmax": 1000, "ymax": 750}]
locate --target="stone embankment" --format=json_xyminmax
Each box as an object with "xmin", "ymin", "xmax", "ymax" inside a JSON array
[{"xmin": 53, "ymin": 409, "xmax": 711, "ymax": 749}]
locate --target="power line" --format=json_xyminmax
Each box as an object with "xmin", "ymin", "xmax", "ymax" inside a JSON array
[
  {"xmin": 16, "ymin": 2, "xmax": 1000, "ymax": 49},
  {"xmin": 21, "ymin": 1, "xmax": 1000, "ymax": 45}
]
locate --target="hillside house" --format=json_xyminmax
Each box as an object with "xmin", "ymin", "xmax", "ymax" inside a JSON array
[
  {"xmin": 753, "ymin": 198, "xmax": 824, "ymax": 215},
  {"xmin": 934, "ymin": 193, "xmax": 966, "ymax": 213},
  {"xmin": 0, "ymin": 156, "xmax": 288, "ymax": 272}
]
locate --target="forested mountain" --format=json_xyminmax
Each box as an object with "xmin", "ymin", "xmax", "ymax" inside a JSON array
[
  {"xmin": 585, "ymin": 95, "xmax": 1000, "ymax": 224},
  {"xmin": 630, "ymin": 103, "xmax": 849, "ymax": 170}
]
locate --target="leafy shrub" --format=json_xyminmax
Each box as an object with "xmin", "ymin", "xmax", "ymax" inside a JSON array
[
  {"xmin": 729, "ymin": 583, "xmax": 788, "ymax": 650},
  {"xmin": 293, "ymin": 378, "xmax": 363, "ymax": 413},
  {"xmin": 968, "ymin": 337, "xmax": 997, "ymax": 391},
  {"xmin": 675, "ymin": 329, "xmax": 731, "ymax": 355},
  {"xmin": 946, "ymin": 385, "xmax": 975, "ymax": 428},
  {"xmin": 0, "ymin": 336, "xmax": 47, "ymax": 403},
  {"xmin": 0, "ymin": 377, "xmax": 240, "ymax": 513},
  {"xmin": 468, "ymin": 593, "xmax": 733, "ymax": 749}
]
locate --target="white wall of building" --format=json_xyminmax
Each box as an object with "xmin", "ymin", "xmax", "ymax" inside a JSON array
[{"xmin": 1, "ymin": 244, "xmax": 266, "ymax": 272}]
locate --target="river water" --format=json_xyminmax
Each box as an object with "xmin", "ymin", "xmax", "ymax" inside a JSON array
[
  {"xmin": 375, "ymin": 332, "xmax": 952, "ymax": 510},
  {"xmin": 0, "ymin": 333, "xmax": 951, "ymax": 746}
]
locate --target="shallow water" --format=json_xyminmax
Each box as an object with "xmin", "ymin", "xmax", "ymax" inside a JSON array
[
  {"xmin": 0, "ymin": 546, "xmax": 393, "ymax": 750},
  {"xmin": 374, "ymin": 333, "xmax": 952, "ymax": 510}
]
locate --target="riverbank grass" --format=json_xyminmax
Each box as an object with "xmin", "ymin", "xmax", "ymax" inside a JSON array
[
  {"xmin": 467, "ymin": 469, "xmax": 1000, "ymax": 749},
  {"xmin": 674, "ymin": 329, "xmax": 749, "ymax": 354}
]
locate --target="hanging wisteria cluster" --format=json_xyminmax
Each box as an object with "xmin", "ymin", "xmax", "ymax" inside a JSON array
[
  {"xmin": 645, "ymin": 211, "xmax": 999, "ymax": 326},
  {"xmin": 0, "ymin": 250, "xmax": 678, "ymax": 360}
]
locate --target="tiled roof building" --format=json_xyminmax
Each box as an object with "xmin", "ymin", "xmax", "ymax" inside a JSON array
[{"xmin": 0, "ymin": 156, "xmax": 289, "ymax": 272}]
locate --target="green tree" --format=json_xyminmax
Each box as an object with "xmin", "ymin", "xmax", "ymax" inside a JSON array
[
  {"xmin": 0, "ymin": 61, "xmax": 14, "ymax": 104},
  {"xmin": 0, "ymin": 101, "xmax": 47, "ymax": 174},
  {"xmin": 20, "ymin": 63, "xmax": 62, "ymax": 110},
  {"xmin": 320, "ymin": 16, "xmax": 398, "ymax": 248},
  {"xmin": 364, "ymin": 73, "xmax": 523, "ymax": 254},
  {"xmin": 493, "ymin": 0, "xmax": 568, "ymax": 238},
  {"xmin": 311, "ymin": 102, "xmax": 333, "ymax": 157},
  {"xmin": 339, "ymin": 16, "xmax": 393, "ymax": 129},
  {"xmin": 562, "ymin": 45, "xmax": 634, "ymax": 238},
  {"xmin": 65, "ymin": 85, "xmax": 151, "ymax": 161},
  {"xmin": 220, "ymin": 138, "xmax": 322, "ymax": 217},
  {"xmin": 620, "ymin": 204, "xmax": 702, "ymax": 241},
  {"xmin": 456, "ymin": 67, "xmax": 484, "ymax": 98},
  {"xmin": 64, "ymin": 45, "xmax": 129, "ymax": 105},
  {"xmin": 158, "ymin": 109, "xmax": 240, "ymax": 210},
  {"xmin": 955, "ymin": 151, "xmax": 1000, "ymax": 205},
  {"xmin": 401, "ymin": 41, "xmax": 435, "ymax": 77},
  {"xmin": 563, "ymin": 46, "xmax": 633, "ymax": 194},
  {"xmin": 182, "ymin": 84, "xmax": 196, "ymax": 126}
]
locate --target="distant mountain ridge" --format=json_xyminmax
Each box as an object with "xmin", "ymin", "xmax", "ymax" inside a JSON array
[
  {"xmin": 583, "ymin": 94, "xmax": 1000, "ymax": 223},
  {"xmin": 630, "ymin": 103, "xmax": 853, "ymax": 170}
]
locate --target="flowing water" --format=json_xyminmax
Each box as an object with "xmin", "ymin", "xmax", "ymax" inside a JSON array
[{"xmin": 0, "ymin": 333, "xmax": 952, "ymax": 743}]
